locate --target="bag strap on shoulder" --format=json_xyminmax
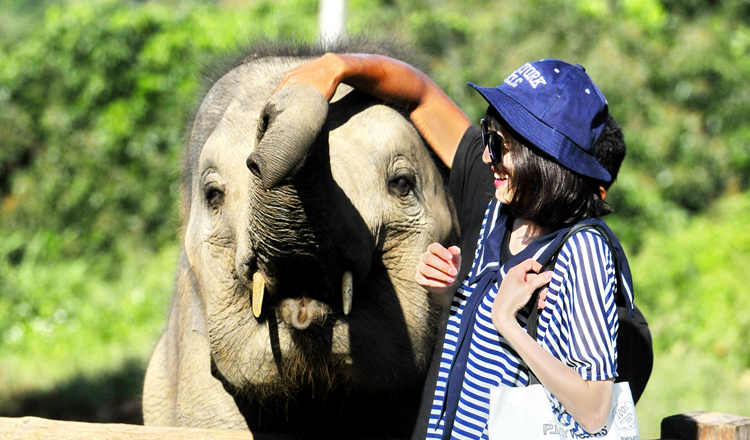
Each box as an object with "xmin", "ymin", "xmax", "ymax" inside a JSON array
[{"xmin": 526, "ymin": 223, "xmax": 617, "ymax": 385}]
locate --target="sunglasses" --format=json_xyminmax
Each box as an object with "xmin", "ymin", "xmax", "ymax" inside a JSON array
[{"xmin": 480, "ymin": 118, "xmax": 507, "ymax": 165}]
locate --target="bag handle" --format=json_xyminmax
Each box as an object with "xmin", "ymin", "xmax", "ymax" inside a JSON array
[{"xmin": 525, "ymin": 223, "xmax": 618, "ymax": 385}]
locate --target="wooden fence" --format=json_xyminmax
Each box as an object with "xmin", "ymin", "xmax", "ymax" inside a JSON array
[
  {"xmin": 1, "ymin": 411, "xmax": 749, "ymax": 440},
  {"xmin": 661, "ymin": 411, "xmax": 750, "ymax": 440}
]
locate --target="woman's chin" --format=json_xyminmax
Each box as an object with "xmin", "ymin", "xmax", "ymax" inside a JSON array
[{"xmin": 495, "ymin": 190, "xmax": 511, "ymax": 205}]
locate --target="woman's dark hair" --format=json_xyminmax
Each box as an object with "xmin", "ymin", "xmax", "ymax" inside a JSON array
[{"xmin": 486, "ymin": 108, "xmax": 612, "ymax": 230}]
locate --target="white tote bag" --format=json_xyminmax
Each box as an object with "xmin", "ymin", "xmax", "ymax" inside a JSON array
[{"xmin": 488, "ymin": 382, "xmax": 639, "ymax": 440}]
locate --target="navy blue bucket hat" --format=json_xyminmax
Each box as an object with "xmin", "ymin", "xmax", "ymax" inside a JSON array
[{"xmin": 468, "ymin": 59, "xmax": 611, "ymax": 182}]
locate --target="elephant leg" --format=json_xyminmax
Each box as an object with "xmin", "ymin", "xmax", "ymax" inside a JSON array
[
  {"xmin": 144, "ymin": 270, "xmax": 248, "ymax": 430},
  {"xmin": 174, "ymin": 328, "xmax": 249, "ymax": 430},
  {"xmin": 144, "ymin": 326, "xmax": 248, "ymax": 429},
  {"xmin": 143, "ymin": 331, "xmax": 177, "ymax": 426}
]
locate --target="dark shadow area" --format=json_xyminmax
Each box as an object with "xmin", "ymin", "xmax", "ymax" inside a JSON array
[{"xmin": 0, "ymin": 358, "xmax": 145, "ymax": 424}]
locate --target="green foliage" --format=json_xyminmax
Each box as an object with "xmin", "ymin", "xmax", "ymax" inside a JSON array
[
  {"xmin": 0, "ymin": 229, "xmax": 178, "ymax": 398},
  {"xmin": 630, "ymin": 192, "xmax": 750, "ymax": 436},
  {"xmin": 637, "ymin": 345, "xmax": 750, "ymax": 439},
  {"xmin": 2, "ymin": 1, "xmax": 193, "ymax": 254},
  {"xmin": 632, "ymin": 192, "xmax": 750, "ymax": 365}
]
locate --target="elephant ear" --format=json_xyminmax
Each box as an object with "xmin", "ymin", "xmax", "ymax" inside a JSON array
[{"xmin": 247, "ymin": 84, "xmax": 329, "ymax": 190}]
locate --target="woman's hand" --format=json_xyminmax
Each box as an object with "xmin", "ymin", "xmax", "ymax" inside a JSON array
[
  {"xmin": 415, "ymin": 243, "xmax": 461, "ymax": 310},
  {"xmin": 270, "ymin": 53, "xmax": 470, "ymax": 168},
  {"xmin": 492, "ymin": 259, "xmax": 614, "ymax": 432},
  {"xmin": 274, "ymin": 53, "xmax": 347, "ymax": 101},
  {"xmin": 491, "ymin": 258, "xmax": 552, "ymax": 335}
]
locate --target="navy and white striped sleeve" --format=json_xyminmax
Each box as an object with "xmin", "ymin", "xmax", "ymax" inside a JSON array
[{"xmin": 553, "ymin": 230, "xmax": 619, "ymax": 381}]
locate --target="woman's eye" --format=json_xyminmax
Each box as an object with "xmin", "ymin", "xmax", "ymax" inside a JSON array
[{"xmin": 389, "ymin": 176, "xmax": 414, "ymax": 197}]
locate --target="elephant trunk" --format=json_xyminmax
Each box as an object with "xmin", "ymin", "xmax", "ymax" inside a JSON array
[
  {"xmin": 246, "ymin": 84, "xmax": 329, "ymax": 190},
  {"xmin": 244, "ymin": 83, "xmax": 334, "ymax": 273},
  {"xmin": 242, "ymin": 84, "xmax": 376, "ymax": 324}
]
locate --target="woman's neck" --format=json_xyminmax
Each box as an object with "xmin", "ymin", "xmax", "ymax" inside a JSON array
[{"xmin": 508, "ymin": 218, "xmax": 550, "ymax": 255}]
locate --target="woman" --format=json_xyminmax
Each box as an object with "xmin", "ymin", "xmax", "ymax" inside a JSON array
[{"xmin": 277, "ymin": 54, "xmax": 635, "ymax": 439}]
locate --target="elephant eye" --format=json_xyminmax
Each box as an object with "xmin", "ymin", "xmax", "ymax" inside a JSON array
[
  {"xmin": 205, "ymin": 184, "xmax": 225, "ymax": 209},
  {"xmin": 389, "ymin": 175, "xmax": 414, "ymax": 197}
]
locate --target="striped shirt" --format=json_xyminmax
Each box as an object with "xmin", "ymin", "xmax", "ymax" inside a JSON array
[{"xmin": 426, "ymin": 200, "xmax": 623, "ymax": 440}]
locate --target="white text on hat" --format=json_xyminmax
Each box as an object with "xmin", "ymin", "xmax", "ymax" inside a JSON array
[{"xmin": 503, "ymin": 63, "xmax": 547, "ymax": 89}]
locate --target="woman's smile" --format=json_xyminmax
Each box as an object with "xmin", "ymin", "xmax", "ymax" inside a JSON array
[
  {"xmin": 493, "ymin": 170, "xmax": 508, "ymax": 188},
  {"xmin": 490, "ymin": 156, "xmax": 513, "ymax": 204}
]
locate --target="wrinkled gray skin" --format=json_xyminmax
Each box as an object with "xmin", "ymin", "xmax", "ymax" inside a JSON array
[{"xmin": 143, "ymin": 51, "xmax": 456, "ymax": 438}]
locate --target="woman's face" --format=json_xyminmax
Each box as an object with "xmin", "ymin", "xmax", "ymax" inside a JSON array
[{"xmin": 481, "ymin": 123, "xmax": 514, "ymax": 204}]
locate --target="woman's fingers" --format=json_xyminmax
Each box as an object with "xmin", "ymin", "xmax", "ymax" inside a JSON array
[
  {"xmin": 496, "ymin": 261, "xmax": 552, "ymax": 309},
  {"xmin": 273, "ymin": 54, "xmax": 344, "ymax": 100},
  {"xmin": 448, "ymin": 245, "xmax": 461, "ymax": 272},
  {"xmin": 415, "ymin": 243, "xmax": 461, "ymax": 295},
  {"xmin": 415, "ymin": 271, "xmax": 453, "ymax": 289},
  {"xmin": 515, "ymin": 258, "xmax": 543, "ymax": 277},
  {"xmin": 537, "ymin": 287, "xmax": 549, "ymax": 309},
  {"xmin": 526, "ymin": 270, "xmax": 553, "ymax": 290},
  {"xmin": 427, "ymin": 242, "xmax": 454, "ymax": 261},
  {"xmin": 416, "ymin": 259, "xmax": 455, "ymax": 284},
  {"xmin": 423, "ymin": 243, "xmax": 458, "ymax": 276},
  {"xmin": 493, "ymin": 259, "xmax": 554, "ymax": 332}
]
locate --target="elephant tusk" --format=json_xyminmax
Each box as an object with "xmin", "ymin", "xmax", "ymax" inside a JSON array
[
  {"xmin": 342, "ymin": 271, "xmax": 353, "ymax": 316},
  {"xmin": 252, "ymin": 271, "xmax": 265, "ymax": 319}
]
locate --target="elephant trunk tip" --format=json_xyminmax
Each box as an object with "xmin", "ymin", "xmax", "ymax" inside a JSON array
[
  {"xmin": 246, "ymin": 153, "xmax": 263, "ymax": 183},
  {"xmin": 246, "ymin": 84, "xmax": 329, "ymax": 191},
  {"xmin": 246, "ymin": 153, "xmax": 280, "ymax": 190}
]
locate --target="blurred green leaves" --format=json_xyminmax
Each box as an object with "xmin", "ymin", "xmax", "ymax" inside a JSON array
[
  {"xmin": 0, "ymin": 228, "xmax": 178, "ymax": 397},
  {"xmin": 633, "ymin": 192, "xmax": 750, "ymax": 366},
  {"xmin": 628, "ymin": 192, "xmax": 750, "ymax": 432},
  {"xmin": 4, "ymin": 1, "xmax": 214, "ymax": 255}
]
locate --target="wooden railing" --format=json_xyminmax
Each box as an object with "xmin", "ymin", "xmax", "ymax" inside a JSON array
[
  {"xmin": 1, "ymin": 411, "xmax": 748, "ymax": 439},
  {"xmin": 660, "ymin": 411, "xmax": 750, "ymax": 440},
  {"xmin": 0, "ymin": 417, "xmax": 273, "ymax": 440}
]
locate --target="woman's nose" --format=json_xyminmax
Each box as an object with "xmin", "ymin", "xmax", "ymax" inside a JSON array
[{"xmin": 482, "ymin": 146, "xmax": 492, "ymax": 165}]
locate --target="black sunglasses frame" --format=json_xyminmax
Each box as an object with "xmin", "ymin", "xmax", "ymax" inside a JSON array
[{"xmin": 480, "ymin": 118, "xmax": 506, "ymax": 166}]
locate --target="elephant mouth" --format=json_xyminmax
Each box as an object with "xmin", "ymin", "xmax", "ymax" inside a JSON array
[{"xmin": 248, "ymin": 260, "xmax": 356, "ymax": 331}]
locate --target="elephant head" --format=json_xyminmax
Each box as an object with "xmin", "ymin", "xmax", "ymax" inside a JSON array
[{"xmin": 144, "ymin": 52, "xmax": 457, "ymax": 437}]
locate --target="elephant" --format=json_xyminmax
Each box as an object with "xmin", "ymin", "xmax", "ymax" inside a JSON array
[{"xmin": 142, "ymin": 41, "xmax": 458, "ymax": 438}]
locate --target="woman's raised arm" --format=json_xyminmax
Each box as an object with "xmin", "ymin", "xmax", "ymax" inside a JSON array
[{"xmin": 275, "ymin": 53, "xmax": 471, "ymax": 168}]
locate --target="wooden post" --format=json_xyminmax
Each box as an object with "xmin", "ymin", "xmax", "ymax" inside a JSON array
[
  {"xmin": 0, "ymin": 416, "xmax": 294, "ymax": 440},
  {"xmin": 661, "ymin": 411, "xmax": 750, "ymax": 440}
]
